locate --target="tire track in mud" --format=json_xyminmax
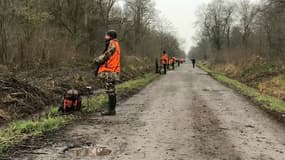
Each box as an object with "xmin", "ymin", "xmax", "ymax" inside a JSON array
[
  {"xmin": 191, "ymin": 68, "xmax": 285, "ymax": 160},
  {"xmin": 190, "ymin": 94, "xmax": 241, "ymax": 160}
]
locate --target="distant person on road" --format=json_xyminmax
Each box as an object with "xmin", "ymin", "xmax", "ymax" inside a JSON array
[
  {"xmin": 191, "ymin": 58, "xmax": 196, "ymax": 68},
  {"xmin": 93, "ymin": 30, "xmax": 120, "ymax": 116},
  {"xmin": 161, "ymin": 51, "xmax": 168, "ymax": 74},
  {"xmin": 181, "ymin": 58, "xmax": 185, "ymax": 64},
  {"xmin": 169, "ymin": 57, "xmax": 173, "ymax": 70},
  {"xmin": 172, "ymin": 56, "xmax": 176, "ymax": 70}
]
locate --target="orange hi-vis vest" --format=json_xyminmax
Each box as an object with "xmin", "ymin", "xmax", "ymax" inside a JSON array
[
  {"xmin": 98, "ymin": 39, "xmax": 121, "ymax": 73},
  {"xmin": 161, "ymin": 54, "xmax": 168, "ymax": 64}
]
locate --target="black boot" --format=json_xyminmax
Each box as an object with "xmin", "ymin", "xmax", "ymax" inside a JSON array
[
  {"xmin": 101, "ymin": 95, "xmax": 116, "ymax": 116},
  {"xmin": 110, "ymin": 95, "xmax": 116, "ymax": 114}
]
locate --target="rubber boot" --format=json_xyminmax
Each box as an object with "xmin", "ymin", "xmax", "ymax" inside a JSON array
[
  {"xmin": 101, "ymin": 95, "xmax": 116, "ymax": 116},
  {"xmin": 110, "ymin": 95, "xmax": 116, "ymax": 114}
]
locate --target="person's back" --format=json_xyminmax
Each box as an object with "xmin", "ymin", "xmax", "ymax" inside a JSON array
[
  {"xmin": 191, "ymin": 58, "xmax": 196, "ymax": 68},
  {"xmin": 171, "ymin": 57, "xmax": 176, "ymax": 70},
  {"xmin": 177, "ymin": 58, "xmax": 181, "ymax": 67}
]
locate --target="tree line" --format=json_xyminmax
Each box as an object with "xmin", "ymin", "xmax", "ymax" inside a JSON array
[
  {"xmin": 190, "ymin": 0, "xmax": 285, "ymax": 63},
  {"xmin": 0, "ymin": 0, "xmax": 185, "ymax": 68}
]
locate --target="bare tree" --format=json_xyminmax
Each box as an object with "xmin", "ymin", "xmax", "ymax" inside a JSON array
[
  {"xmin": 96, "ymin": 0, "xmax": 116, "ymax": 29},
  {"xmin": 125, "ymin": 0, "xmax": 155, "ymax": 45},
  {"xmin": 199, "ymin": 0, "xmax": 235, "ymax": 51},
  {"xmin": 0, "ymin": 0, "xmax": 11, "ymax": 63},
  {"xmin": 192, "ymin": 0, "xmax": 285, "ymax": 62},
  {"xmin": 238, "ymin": 0, "xmax": 258, "ymax": 47}
]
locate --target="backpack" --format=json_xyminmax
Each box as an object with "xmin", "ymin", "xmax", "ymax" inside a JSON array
[{"xmin": 59, "ymin": 89, "xmax": 82, "ymax": 113}]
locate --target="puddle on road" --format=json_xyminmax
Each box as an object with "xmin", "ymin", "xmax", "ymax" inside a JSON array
[{"xmin": 64, "ymin": 146, "xmax": 112, "ymax": 158}]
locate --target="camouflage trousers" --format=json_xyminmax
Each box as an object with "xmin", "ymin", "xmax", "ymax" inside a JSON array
[{"xmin": 98, "ymin": 72, "xmax": 120, "ymax": 96}]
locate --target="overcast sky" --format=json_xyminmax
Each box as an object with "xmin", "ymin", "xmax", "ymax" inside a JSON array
[
  {"xmin": 154, "ymin": 0, "xmax": 260, "ymax": 53},
  {"xmin": 154, "ymin": 0, "xmax": 211, "ymax": 53}
]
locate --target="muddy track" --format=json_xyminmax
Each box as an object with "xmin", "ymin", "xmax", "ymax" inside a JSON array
[{"xmin": 2, "ymin": 63, "xmax": 285, "ymax": 160}]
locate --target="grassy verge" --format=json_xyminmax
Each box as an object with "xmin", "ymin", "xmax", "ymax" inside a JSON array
[
  {"xmin": 198, "ymin": 63, "xmax": 285, "ymax": 114},
  {"xmin": 81, "ymin": 73, "xmax": 158, "ymax": 113},
  {"xmin": 0, "ymin": 114, "xmax": 75, "ymax": 153},
  {"xmin": 0, "ymin": 73, "xmax": 159, "ymax": 154}
]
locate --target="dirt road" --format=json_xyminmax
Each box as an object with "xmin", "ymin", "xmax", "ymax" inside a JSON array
[{"xmin": 6, "ymin": 63, "xmax": 285, "ymax": 160}]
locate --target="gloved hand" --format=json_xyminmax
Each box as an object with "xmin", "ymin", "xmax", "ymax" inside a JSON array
[
  {"xmin": 93, "ymin": 54, "xmax": 107, "ymax": 65},
  {"xmin": 94, "ymin": 45, "xmax": 116, "ymax": 65}
]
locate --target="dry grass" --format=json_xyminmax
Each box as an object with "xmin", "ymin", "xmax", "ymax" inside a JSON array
[
  {"xmin": 205, "ymin": 51, "xmax": 285, "ymax": 102},
  {"xmin": 260, "ymin": 75, "xmax": 285, "ymax": 100},
  {"xmin": 199, "ymin": 63, "xmax": 285, "ymax": 114}
]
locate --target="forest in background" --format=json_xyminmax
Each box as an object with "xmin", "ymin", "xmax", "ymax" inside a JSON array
[
  {"xmin": 0, "ymin": 0, "xmax": 185, "ymax": 69},
  {"xmin": 190, "ymin": 0, "xmax": 285, "ymax": 100},
  {"xmin": 190, "ymin": 0, "xmax": 284, "ymax": 62}
]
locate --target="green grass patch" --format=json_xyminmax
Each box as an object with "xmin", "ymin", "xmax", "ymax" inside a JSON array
[
  {"xmin": 0, "ymin": 114, "xmax": 74, "ymax": 153},
  {"xmin": 82, "ymin": 94, "xmax": 108, "ymax": 113},
  {"xmin": 198, "ymin": 63, "xmax": 285, "ymax": 113},
  {"xmin": 81, "ymin": 73, "xmax": 158, "ymax": 113},
  {"xmin": 0, "ymin": 73, "xmax": 159, "ymax": 154},
  {"xmin": 117, "ymin": 73, "xmax": 158, "ymax": 92}
]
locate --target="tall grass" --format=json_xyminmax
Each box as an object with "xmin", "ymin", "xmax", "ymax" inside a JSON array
[{"xmin": 199, "ymin": 63, "xmax": 285, "ymax": 113}]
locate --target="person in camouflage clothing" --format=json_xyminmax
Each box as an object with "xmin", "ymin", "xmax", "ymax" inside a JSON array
[{"xmin": 93, "ymin": 30, "xmax": 121, "ymax": 116}]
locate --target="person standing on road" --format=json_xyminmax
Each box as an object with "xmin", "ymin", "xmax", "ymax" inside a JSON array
[
  {"xmin": 172, "ymin": 56, "xmax": 176, "ymax": 70},
  {"xmin": 169, "ymin": 57, "xmax": 173, "ymax": 70},
  {"xmin": 93, "ymin": 30, "xmax": 120, "ymax": 116},
  {"xmin": 161, "ymin": 51, "xmax": 168, "ymax": 74},
  {"xmin": 191, "ymin": 58, "xmax": 196, "ymax": 68}
]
